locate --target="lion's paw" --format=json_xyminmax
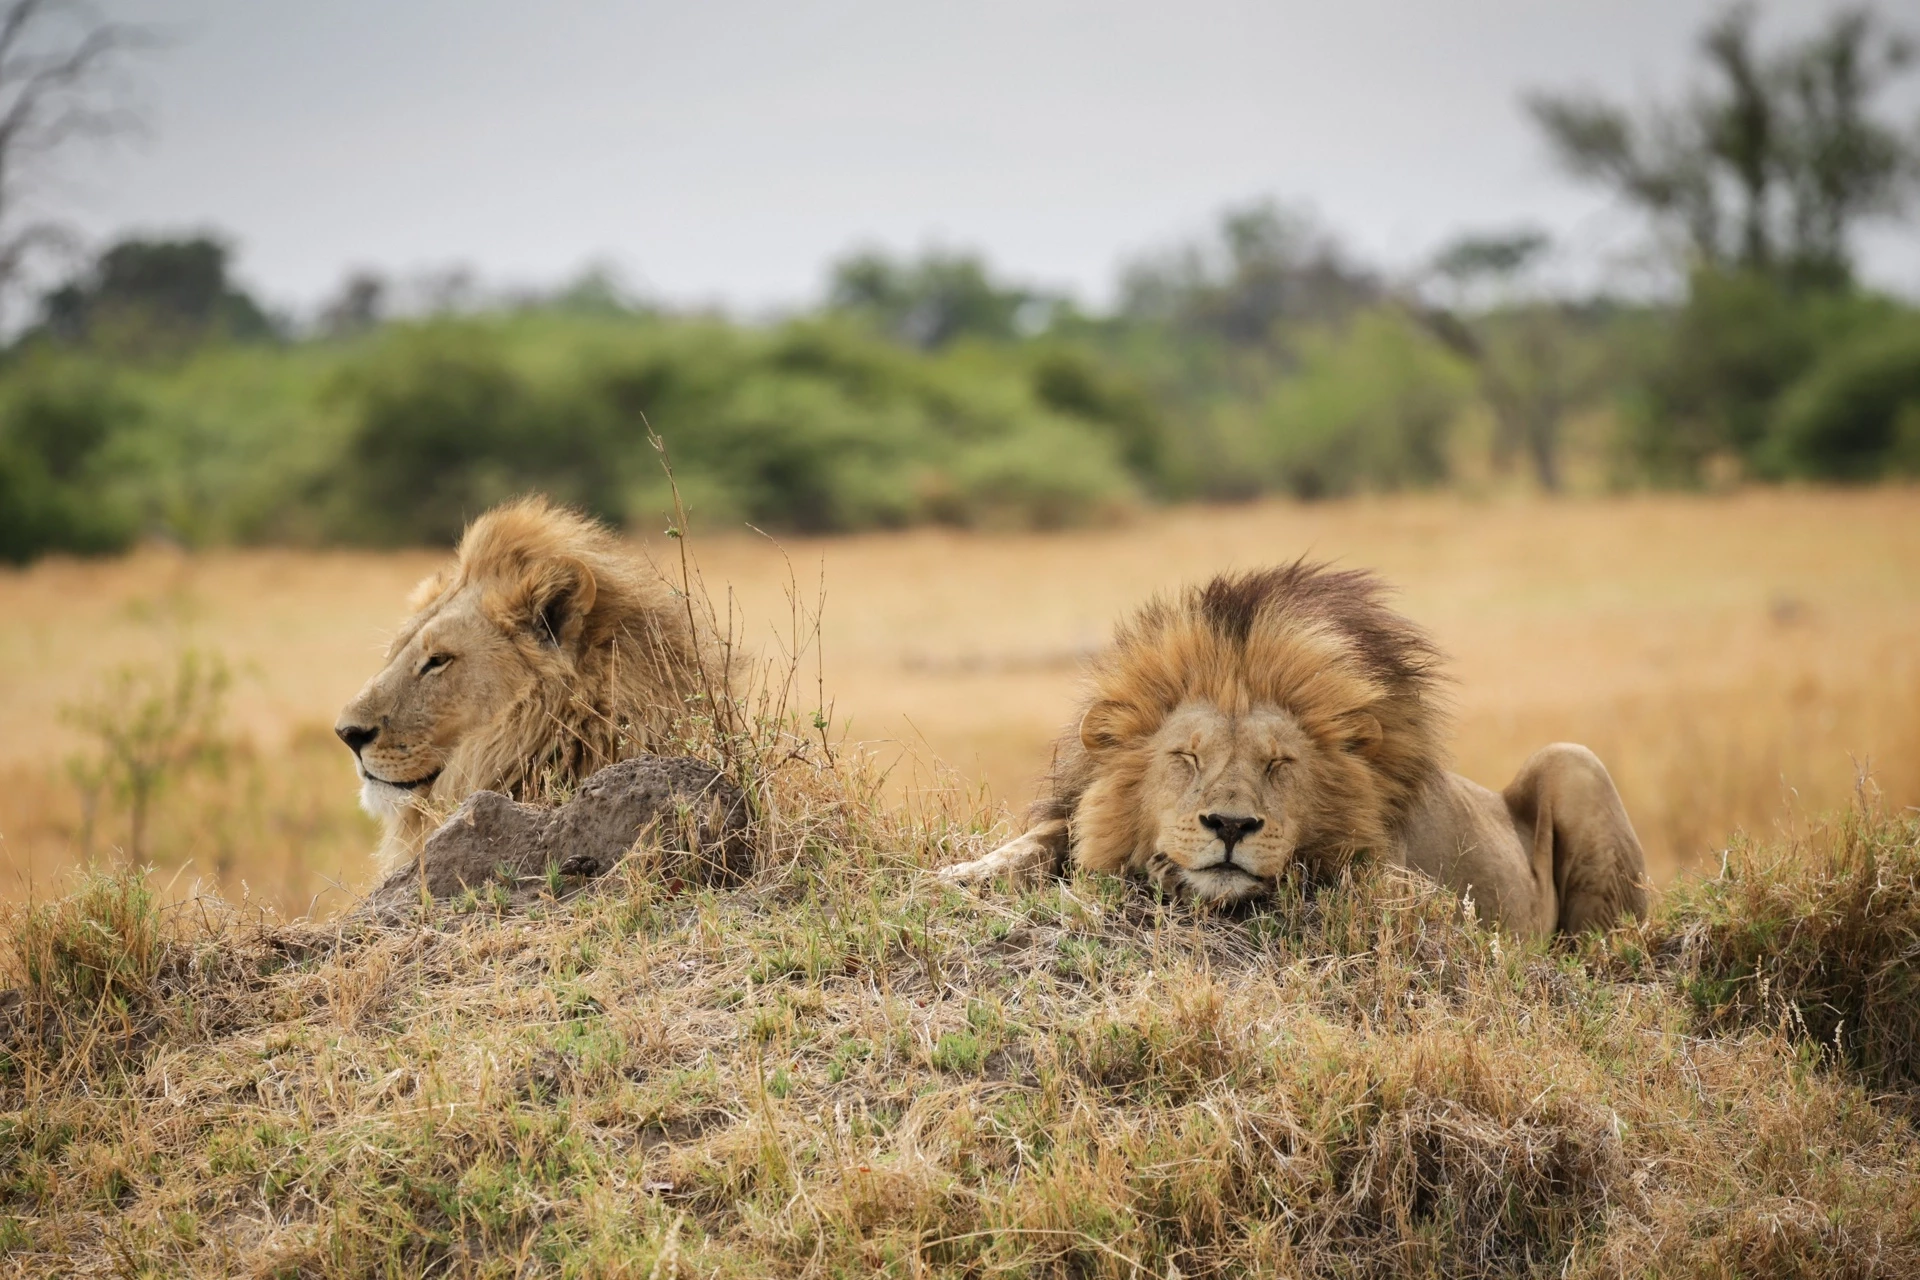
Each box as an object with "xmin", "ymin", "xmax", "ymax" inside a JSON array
[{"xmin": 938, "ymin": 856, "xmax": 998, "ymax": 885}]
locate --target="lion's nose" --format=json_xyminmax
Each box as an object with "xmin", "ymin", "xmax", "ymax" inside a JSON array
[
  {"xmin": 1199, "ymin": 812, "xmax": 1264, "ymax": 853},
  {"xmin": 335, "ymin": 722, "xmax": 379, "ymax": 754}
]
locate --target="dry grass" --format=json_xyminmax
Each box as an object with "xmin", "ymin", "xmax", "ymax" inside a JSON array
[
  {"xmin": 3, "ymin": 682, "xmax": 1919, "ymax": 1277},
  {"xmin": 1646, "ymin": 800, "xmax": 1920, "ymax": 1098},
  {"xmin": 3, "ymin": 487, "xmax": 1918, "ymax": 914},
  {"xmin": 5, "ymin": 499, "xmax": 1920, "ymax": 1278}
]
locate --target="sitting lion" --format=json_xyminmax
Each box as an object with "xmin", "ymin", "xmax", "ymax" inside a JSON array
[
  {"xmin": 335, "ymin": 496, "xmax": 732, "ymax": 873},
  {"xmin": 941, "ymin": 563, "xmax": 1647, "ymax": 938}
]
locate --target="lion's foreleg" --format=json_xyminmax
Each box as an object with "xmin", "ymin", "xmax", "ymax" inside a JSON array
[{"xmin": 939, "ymin": 818, "xmax": 1070, "ymax": 889}]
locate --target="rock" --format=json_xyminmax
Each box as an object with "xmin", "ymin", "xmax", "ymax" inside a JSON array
[{"xmin": 356, "ymin": 755, "xmax": 752, "ymax": 919}]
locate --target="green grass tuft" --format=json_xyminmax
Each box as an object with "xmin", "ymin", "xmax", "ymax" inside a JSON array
[{"xmin": 1654, "ymin": 800, "xmax": 1920, "ymax": 1097}]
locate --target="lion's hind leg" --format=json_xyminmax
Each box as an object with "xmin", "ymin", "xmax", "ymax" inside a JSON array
[
  {"xmin": 1502, "ymin": 743, "xmax": 1649, "ymax": 935},
  {"xmin": 940, "ymin": 818, "xmax": 1070, "ymax": 889}
]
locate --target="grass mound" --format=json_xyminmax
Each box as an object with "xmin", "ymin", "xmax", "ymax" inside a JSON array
[
  {"xmin": 1654, "ymin": 801, "xmax": 1920, "ymax": 1098},
  {"xmin": 5, "ymin": 710, "xmax": 1920, "ymax": 1276}
]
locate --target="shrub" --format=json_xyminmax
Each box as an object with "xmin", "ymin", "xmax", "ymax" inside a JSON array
[
  {"xmin": 1264, "ymin": 309, "xmax": 1467, "ymax": 498},
  {"xmin": 59, "ymin": 650, "xmax": 234, "ymax": 864},
  {"xmin": 0, "ymin": 360, "xmax": 140, "ymax": 562},
  {"xmin": 945, "ymin": 416, "xmax": 1137, "ymax": 529},
  {"xmin": 327, "ymin": 323, "xmax": 628, "ymax": 545},
  {"xmin": 1026, "ymin": 344, "xmax": 1167, "ymax": 486},
  {"xmin": 605, "ymin": 320, "xmax": 1139, "ymax": 534},
  {"xmin": 665, "ymin": 371, "xmax": 929, "ymax": 533},
  {"xmin": 1624, "ymin": 271, "xmax": 1906, "ymax": 483},
  {"xmin": 1628, "ymin": 270, "xmax": 1817, "ymax": 481},
  {"xmin": 1763, "ymin": 322, "xmax": 1920, "ymax": 480}
]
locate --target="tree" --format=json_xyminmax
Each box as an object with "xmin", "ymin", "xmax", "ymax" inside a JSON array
[
  {"xmin": 317, "ymin": 269, "xmax": 387, "ymax": 338},
  {"xmin": 36, "ymin": 233, "xmax": 275, "ymax": 350},
  {"xmin": 1118, "ymin": 200, "xmax": 1376, "ymax": 346},
  {"xmin": 826, "ymin": 247, "xmax": 1042, "ymax": 349},
  {"xmin": 1527, "ymin": 4, "xmax": 1918, "ymax": 290},
  {"xmin": 0, "ymin": 0, "xmax": 152, "ymax": 332},
  {"xmin": 1417, "ymin": 228, "xmax": 1591, "ymax": 492}
]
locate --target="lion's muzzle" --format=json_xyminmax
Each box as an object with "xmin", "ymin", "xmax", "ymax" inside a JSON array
[{"xmin": 1198, "ymin": 811, "xmax": 1264, "ymax": 853}]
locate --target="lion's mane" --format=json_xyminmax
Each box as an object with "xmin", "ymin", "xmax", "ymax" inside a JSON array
[
  {"xmin": 377, "ymin": 497, "xmax": 730, "ymax": 866},
  {"xmin": 1041, "ymin": 562, "xmax": 1449, "ymax": 876}
]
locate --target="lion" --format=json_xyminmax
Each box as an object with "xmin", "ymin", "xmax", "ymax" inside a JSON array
[
  {"xmin": 941, "ymin": 563, "xmax": 1647, "ymax": 938},
  {"xmin": 334, "ymin": 496, "xmax": 733, "ymax": 873}
]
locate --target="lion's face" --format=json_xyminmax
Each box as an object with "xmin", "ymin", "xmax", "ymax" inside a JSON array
[
  {"xmin": 334, "ymin": 583, "xmax": 541, "ymax": 820},
  {"xmin": 1071, "ymin": 689, "xmax": 1393, "ymax": 906},
  {"xmin": 1129, "ymin": 700, "xmax": 1321, "ymax": 903}
]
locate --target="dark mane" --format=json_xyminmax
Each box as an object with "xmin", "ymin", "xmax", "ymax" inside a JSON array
[
  {"xmin": 1196, "ymin": 560, "xmax": 1445, "ymax": 696},
  {"xmin": 1030, "ymin": 561, "xmax": 1450, "ymax": 849}
]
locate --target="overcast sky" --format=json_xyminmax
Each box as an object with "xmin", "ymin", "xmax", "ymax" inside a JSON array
[{"xmin": 49, "ymin": 1, "xmax": 1920, "ymax": 314}]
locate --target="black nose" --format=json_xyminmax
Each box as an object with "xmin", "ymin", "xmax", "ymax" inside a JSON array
[
  {"xmin": 1199, "ymin": 812, "xmax": 1265, "ymax": 852},
  {"xmin": 336, "ymin": 723, "xmax": 379, "ymax": 754}
]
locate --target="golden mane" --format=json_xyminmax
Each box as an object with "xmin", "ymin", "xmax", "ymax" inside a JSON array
[
  {"xmin": 435, "ymin": 498, "xmax": 723, "ymax": 795},
  {"xmin": 345, "ymin": 496, "xmax": 732, "ymax": 871},
  {"xmin": 1039, "ymin": 562, "xmax": 1449, "ymax": 875}
]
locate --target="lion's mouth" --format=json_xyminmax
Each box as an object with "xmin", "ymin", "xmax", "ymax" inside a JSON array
[
  {"xmin": 361, "ymin": 766, "xmax": 442, "ymax": 792},
  {"xmin": 1152, "ymin": 851, "xmax": 1274, "ymax": 902}
]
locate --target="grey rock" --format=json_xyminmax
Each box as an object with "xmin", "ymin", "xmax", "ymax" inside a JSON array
[{"xmin": 356, "ymin": 755, "xmax": 752, "ymax": 920}]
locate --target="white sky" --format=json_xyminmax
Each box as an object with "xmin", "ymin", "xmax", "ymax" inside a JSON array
[{"xmin": 47, "ymin": 1, "xmax": 1920, "ymax": 314}]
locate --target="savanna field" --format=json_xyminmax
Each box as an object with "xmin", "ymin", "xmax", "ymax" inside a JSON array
[
  {"xmin": 6, "ymin": 488, "xmax": 1920, "ymax": 1276},
  {"xmin": 3, "ymin": 486, "xmax": 1917, "ymax": 910}
]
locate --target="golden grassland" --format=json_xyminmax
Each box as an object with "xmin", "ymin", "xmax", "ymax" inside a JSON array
[
  {"xmin": 5, "ymin": 487, "xmax": 1920, "ymax": 1276},
  {"xmin": 2, "ymin": 486, "xmax": 1918, "ymax": 915},
  {"xmin": 4, "ymin": 666, "xmax": 1919, "ymax": 1275}
]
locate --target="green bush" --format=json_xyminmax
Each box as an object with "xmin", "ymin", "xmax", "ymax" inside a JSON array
[
  {"xmin": 326, "ymin": 323, "xmax": 627, "ymax": 545},
  {"xmin": 946, "ymin": 417, "xmax": 1136, "ymax": 529},
  {"xmin": 3, "ymin": 278, "xmax": 1917, "ymax": 563},
  {"xmin": 670, "ymin": 372, "xmax": 928, "ymax": 532},
  {"xmin": 1763, "ymin": 322, "xmax": 1920, "ymax": 481},
  {"xmin": 1263, "ymin": 310, "xmax": 1467, "ymax": 498},
  {"xmin": 1025, "ymin": 344, "xmax": 1166, "ymax": 485},
  {"xmin": 0, "ymin": 360, "xmax": 139, "ymax": 563},
  {"xmin": 1625, "ymin": 271, "xmax": 1903, "ymax": 483},
  {"xmin": 1632, "ymin": 271, "xmax": 1816, "ymax": 481},
  {"xmin": 597, "ymin": 320, "xmax": 1138, "ymax": 534}
]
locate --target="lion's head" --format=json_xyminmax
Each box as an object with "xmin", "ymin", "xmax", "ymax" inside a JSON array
[
  {"xmin": 1047, "ymin": 563, "xmax": 1447, "ymax": 904},
  {"xmin": 335, "ymin": 496, "xmax": 724, "ymax": 871}
]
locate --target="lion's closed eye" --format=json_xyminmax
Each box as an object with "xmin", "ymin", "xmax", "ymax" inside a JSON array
[{"xmin": 419, "ymin": 653, "xmax": 455, "ymax": 676}]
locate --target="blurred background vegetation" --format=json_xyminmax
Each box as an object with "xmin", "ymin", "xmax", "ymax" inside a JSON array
[{"xmin": 1, "ymin": 3, "xmax": 1917, "ymax": 562}]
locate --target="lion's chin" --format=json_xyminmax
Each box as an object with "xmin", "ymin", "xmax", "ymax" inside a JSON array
[
  {"xmin": 356, "ymin": 770, "xmax": 440, "ymax": 820},
  {"xmin": 1159, "ymin": 859, "xmax": 1276, "ymax": 905}
]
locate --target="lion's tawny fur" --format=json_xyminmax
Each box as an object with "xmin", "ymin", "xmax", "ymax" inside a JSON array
[
  {"xmin": 1039, "ymin": 562, "xmax": 1448, "ymax": 878},
  {"xmin": 945, "ymin": 560, "xmax": 1649, "ymax": 936},
  {"xmin": 340, "ymin": 497, "xmax": 734, "ymax": 872}
]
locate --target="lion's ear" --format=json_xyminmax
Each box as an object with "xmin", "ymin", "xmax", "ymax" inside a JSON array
[
  {"xmin": 1342, "ymin": 711, "xmax": 1384, "ymax": 756},
  {"xmin": 515, "ymin": 556, "xmax": 599, "ymax": 653},
  {"xmin": 1079, "ymin": 700, "xmax": 1131, "ymax": 752}
]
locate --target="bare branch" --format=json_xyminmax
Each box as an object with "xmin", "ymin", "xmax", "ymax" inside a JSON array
[{"xmin": 0, "ymin": 0, "xmax": 156, "ymax": 312}]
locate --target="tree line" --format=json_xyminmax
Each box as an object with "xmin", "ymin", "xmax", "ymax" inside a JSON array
[{"xmin": 1, "ymin": 2, "xmax": 1918, "ymax": 562}]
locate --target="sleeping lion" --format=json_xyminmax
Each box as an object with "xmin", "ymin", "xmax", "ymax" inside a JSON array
[
  {"xmin": 941, "ymin": 562, "xmax": 1647, "ymax": 938},
  {"xmin": 334, "ymin": 496, "xmax": 732, "ymax": 873}
]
